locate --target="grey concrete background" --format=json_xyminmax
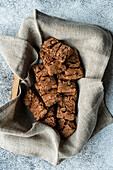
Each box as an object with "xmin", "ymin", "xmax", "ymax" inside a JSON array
[{"xmin": 0, "ymin": 0, "xmax": 113, "ymax": 169}]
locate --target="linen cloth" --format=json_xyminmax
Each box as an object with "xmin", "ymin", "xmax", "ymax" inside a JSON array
[{"xmin": 0, "ymin": 9, "xmax": 113, "ymax": 165}]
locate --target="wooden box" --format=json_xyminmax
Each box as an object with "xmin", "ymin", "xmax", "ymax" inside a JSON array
[{"xmin": 11, "ymin": 75, "xmax": 20, "ymax": 100}]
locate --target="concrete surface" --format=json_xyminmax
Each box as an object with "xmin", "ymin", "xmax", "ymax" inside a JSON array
[{"xmin": 0, "ymin": 0, "xmax": 113, "ymax": 169}]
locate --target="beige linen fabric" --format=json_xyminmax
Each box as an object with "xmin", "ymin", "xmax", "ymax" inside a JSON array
[{"xmin": 0, "ymin": 9, "xmax": 113, "ymax": 165}]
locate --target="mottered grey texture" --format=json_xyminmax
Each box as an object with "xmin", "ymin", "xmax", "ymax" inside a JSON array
[
  {"xmin": 0, "ymin": 124, "xmax": 113, "ymax": 170},
  {"xmin": 0, "ymin": 0, "xmax": 113, "ymax": 169}
]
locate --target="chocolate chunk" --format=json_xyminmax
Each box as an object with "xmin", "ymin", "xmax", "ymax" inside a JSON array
[
  {"xmin": 40, "ymin": 107, "xmax": 56, "ymax": 127},
  {"xmin": 57, "ymin": 79, "xmax": 77, "ymax": 95},
  {"xmin": 40, "ymin": 51, "xmax": 66, "ymax": 76},
  {"xmin": 24, "ymin": 88, "xmax": 47, "ymax": 120}
]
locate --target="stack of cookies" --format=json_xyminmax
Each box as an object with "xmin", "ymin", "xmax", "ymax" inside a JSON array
[{"xmin": 24, "ymin": 37, "xmax": 84, "ymax": 138}]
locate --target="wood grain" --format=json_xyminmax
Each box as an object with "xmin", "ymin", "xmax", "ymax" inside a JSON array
[{"xmin": 11, "ymin": 75, "xmax": 20, "ymax": 100}]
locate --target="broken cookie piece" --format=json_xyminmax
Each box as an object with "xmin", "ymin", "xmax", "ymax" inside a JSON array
[
  {"xmin": 40, "ymin": 51, "xmax": 53, "ymax": 66},
  {"xmin": 40, "ymin": 51, "xmax": 66, "ymax": 76},
  {"xmin": 40, "ymin": 37, "xmax": 73, "ymax": 63},
  {"xmin": 46, "ymin": 60, "xmax": 66, "ymax": 76},
  {"xmin": 40, "ymin": 37, "xmax": 59, "ymax": 52},
  {"xmin": 40, "ymin": 107, "xmax": 56, "ymax": 127},
  {"xmin": 61, "ymin": 125, "xmax": 76, "ymax": 138},
  {"xmin": 66, "ymin": 49, "xmax": 81, "ymax": 68},
  {"xmin": 41, "ymin": 89, "xmax": 58, "ymax": 107},
  {"xmin": 33, "ymin": 64, "xmax": 48, "ymax": 80},
  {"xmin": 57, "ymin": 79, "xmax": 77, "ymax": 95},
  {"xmin": 57, "ymin": 119, "xmax": 77, "ymax": 138},
  {"xmin": 58, "ymin": 67, "xmax": 84, "ymax": 80},
  {"xmin": 33, "ymin": 64, "xmax": 58, "ymax": 107},
  {"xmin": 24, "ymin": 88, "xmax": 48, "ymax": 121},
  {"xmin": 34, "ymin": 75, "xmax": 57, "ymax": 96},
  {"xmin": 23, "ymin": 88, "xmax": 33, "ymax": 110},
  {"xmin": 58, "ymin": 49, "xmax": 84, "ymax": 80},
  {"xmin": 57, "ymin": 92, "xmax": 77, "ymax": 138},
  {"xmin": 57, "ymin": 105, "xmax": 75, "ymax": 121},
  {"xmin": 50, "ymin": 42, "xmax": 73, "ymax": 62},
  {"xmin": 58, "ymin": 94, "xmax": 77, "ymax": 113},
  {"xmin": 58, "ymin": 118, "xmax": 76, "ymax": 130},
  {"xmin": 65, "ymin": 67, "xmax": 84, "ymax": 80}
]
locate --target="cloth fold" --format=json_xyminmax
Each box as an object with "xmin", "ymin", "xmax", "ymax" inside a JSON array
[{"xmin": 0, "ymin": 9, "xmax": 113, "ymax": 165}]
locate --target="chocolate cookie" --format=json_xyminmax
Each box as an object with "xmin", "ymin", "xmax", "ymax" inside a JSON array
[
  {"xmin": 58, "ymin": 94, "xmax": 77, "ymax": 113},
  {"xmin": 40, "ymin": 37, "xmax": 73, "ymax": 63},
  {"xmin": 41, "ymin": 89, "xmax": 58, "ymax": 107},
  {"xmin": 57, "ymin": 105, "xmax": 75, "ymax": 120},
  {"xmin": 40, "ymin": 37, "xmax": 59, "ymax": 52},
  {"xmin": 57, "ymin": 79, "xmax": 77, "ymax": 95},
  {"xmin": 24, "ymin": 88, "xmax": 48, "ymax": 120},
  {"xmin": 66, "ymin": 49, "xmax": 81, "ymax": 68},
  {"xmin": 40, "ymin": 107, "xmax": 56, "ymax": 127},
  {"xmin": 40, "ymin": 51, "xmax": 66, "ymax": 76},
  {"xmin": 58, "ymin": 67, "xmax": 83, "ymax": 80},
  {"xmin": 33, "ymin": 64, "xmax": 58, "ymax": 107},
  {"xmin": 33, "ymin": 64, "xmax": 48, "ymax": 80},
  {"xmin": 58, "ymin": 49, "xmax": 84, "ymax": 80},
  {"xmin": 34, "ymin": 76, "xmax": 57, "ymax": 96},
  {"xmin": 57, "ymin": 119, "xmax": 77, "ymax": 138}
]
